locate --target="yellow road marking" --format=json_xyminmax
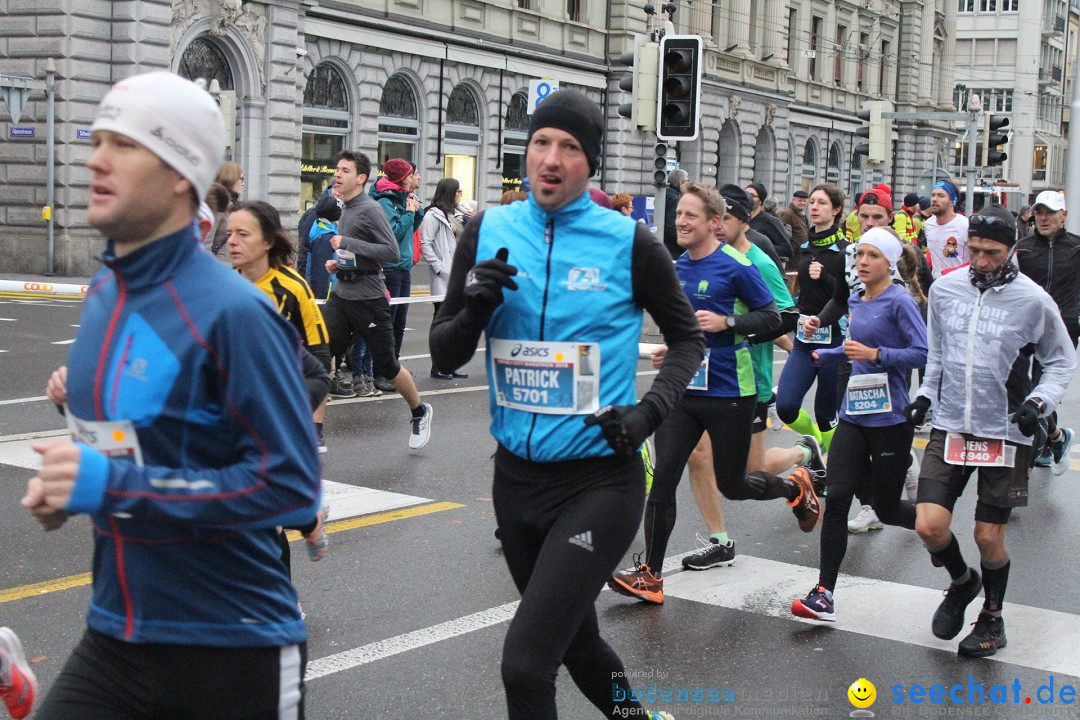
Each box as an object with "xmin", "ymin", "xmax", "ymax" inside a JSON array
[
  {"xmin": 0, "ymin": 572, "xmax": 93, "ymax": 603},
  {"xmin": 0, "ymin": 501, "xmax": 463, "ymax": 604},
  {"xmin": 0, "ymin": 292, "xmax": 83, "ymax": 301},
  {"xmin": 284, "ymin": 500, "xmax": 463, "ymax": 540}
]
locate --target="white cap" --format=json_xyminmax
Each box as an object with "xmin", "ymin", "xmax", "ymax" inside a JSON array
[
  {"xmin": 858, "ymin": 227, "xmax": 903, "ymax": 264},
  {"xmin": 91, "ymin": 72, "xmax": 225, "ymax": 200},
  {"xmin": 1033, "ymin": 190, "xmax": 1066, "ymax": 213}
]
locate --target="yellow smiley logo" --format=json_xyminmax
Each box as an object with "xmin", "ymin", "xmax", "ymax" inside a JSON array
[{"xmin": 848, "ymin": 678, "xmax": 876, "ymax": 709}]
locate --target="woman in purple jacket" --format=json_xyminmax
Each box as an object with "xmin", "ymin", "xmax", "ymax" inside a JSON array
[{"xmin": 790, "ymin": 228, "xmax": 928, "ymax": 621}]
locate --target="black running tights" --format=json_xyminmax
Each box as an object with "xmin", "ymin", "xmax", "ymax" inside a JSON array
[
  {"xmin": 493, "ymin": 446, "xmax": 648, "ymax": 720},
  {"xmin": 818, "ymin": 420, "xmax": 916, "ymax": 591}
]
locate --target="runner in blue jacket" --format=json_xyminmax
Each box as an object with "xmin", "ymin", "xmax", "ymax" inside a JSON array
[{"xmin": 25, "ymin": 71, "xmax": 320, "ymax": 720}]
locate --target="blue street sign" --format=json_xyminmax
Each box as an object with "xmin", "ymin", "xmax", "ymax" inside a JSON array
[
  {"xmin": 9, "ymin": 127, "xmax": 34, "ymax": 138},
  {"xmin": 76, "ymin": 128, "xmax": 90, "ymax": 140}
]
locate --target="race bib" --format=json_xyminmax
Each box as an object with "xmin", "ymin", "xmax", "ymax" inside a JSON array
[
  {"xmin": 65, "ymin": 409, "xmax": 144, "ymax": 466},
  {"xmin": 687, "ymin": 349, "xmax": 710, "ymax": 391},
  {"xmin": 798, "ymin": 315, "xmax": 832, "ymax": 344},
  {"xmin": 943, "ymin": 433, "xmax": 1016, "ymax": 468},
  {"xmin": 335, "ymin": 248, "xmax": 357, "ymax": 269},
  {"xmin": 846, "ymin": 373, "xmax": 892, "ymax": 415},
  {"xmin": 491, "ymin": 339, "xmax": 600, "ymax": 415}
]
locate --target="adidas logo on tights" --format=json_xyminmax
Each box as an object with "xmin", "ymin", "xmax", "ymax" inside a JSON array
[{"xmin": 569, "ymin": 531, "xmax": 594, "ymax": 552}]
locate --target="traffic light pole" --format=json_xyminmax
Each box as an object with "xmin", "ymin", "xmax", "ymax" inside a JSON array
[{"xmin": 965, "ymin": 110, "xmax": 981, "ymax": 217}]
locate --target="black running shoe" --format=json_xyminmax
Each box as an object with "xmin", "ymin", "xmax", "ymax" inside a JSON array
[
  {"xmin": 682, "ymin": 535, "xmax": 736, "ymax": 570},
  {"xmin": 957, "ymin": 612, "xmax": 1006, "ymax": 658},
  {"xmin": 932, "ymin": 570, "xmax": 982, "ymax": 640},
  {"xmin": 796, "ymin": 434, "xmax": 827, "ymax": 496}
]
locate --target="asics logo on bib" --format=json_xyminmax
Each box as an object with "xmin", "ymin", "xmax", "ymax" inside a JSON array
[
  {"xmin": 510, "ymin": 343, "xmax": 550, "ymax": 358},
  {"xmin": 569, "ymin": 531, "xmax": 594, "ymax": 551}
]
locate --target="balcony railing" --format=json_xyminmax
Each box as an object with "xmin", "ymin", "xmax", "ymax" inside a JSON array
[{"xmin": 1043, "ymin": 15, "xmax": 1066, "ymax": 35}]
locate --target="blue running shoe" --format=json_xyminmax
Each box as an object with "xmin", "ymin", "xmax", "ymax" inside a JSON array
[
  {"xmin": 791, "ymin": 585, "xmax": 835, "ymax": 621},
  {"xmin": 1034, "ymin": 446, "xmax": 1053, "ymax": 468}
]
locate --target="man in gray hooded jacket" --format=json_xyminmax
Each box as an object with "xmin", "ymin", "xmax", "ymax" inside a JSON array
[{"xmin": 906, "ymin": 204, "xmax": 1076, "ymax": 659}]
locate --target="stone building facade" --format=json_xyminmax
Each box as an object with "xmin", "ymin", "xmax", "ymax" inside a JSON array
[{"xmin": 0, "ymin": 0, "xmax": 957, "ymax": 276}]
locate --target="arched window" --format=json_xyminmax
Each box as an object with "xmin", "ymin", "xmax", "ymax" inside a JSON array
[
  {"xmin": 303, "ymin": 63, "xmax": 348, "ymax": 111},
  {"xmin": 445, "ymin": 84, "xmax": 482, "ymax": 202},
  {"xmin": 849, "ymin": 149, "xmax": 864, "ymax": 199},
  {"xmin": 505, "ymin": 92, "xmax": 529, "ymax": 132},
  {"xmin": 301, "ymin": 63, "xmax": 352, "ymax": 210},
  {"xmin": 827, "ymin": 142, "xmax": 843, "ymax": 184},
  {"xmin": 378, "ymin": 74, "xmax": 420, "ymax": 169},
  {"xmin": 380, "ymin": 75, "xmax": 418, "ymax": 119},
  {"xmin": 502, "ymin": 92, "xmax": 530, "ymax": 191},
  {"xmin": 801, "ymin": 139, "xmax": 818, "ymax": 188},
  {"xmin": 178, "ymin": 37, "xmax": 234, "ymax": 90},
  {"xmin": 447, "ymin": 85, "xmax": 480, "ymax": 126}
]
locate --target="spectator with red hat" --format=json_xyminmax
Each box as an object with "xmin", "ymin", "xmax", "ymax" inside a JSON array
[{"xmin": 371, "ymin": 157, "xmax": 424, "ymax": 390}]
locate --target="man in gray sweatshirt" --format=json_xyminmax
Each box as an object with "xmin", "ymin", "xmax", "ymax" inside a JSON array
[{"xmin": 322, "ymin": 150, "xmax": 433, "ymax": 449}]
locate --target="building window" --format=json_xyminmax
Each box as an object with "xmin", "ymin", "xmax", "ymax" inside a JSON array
[
  {"xmin": 303, "ymin": 64, "xmax": 348, "ymax": 111},
  {"xmin": 378, "ymin": 75, "xmax": 420, "ymax": 170},
  {"xmin": 179, "ymin": 37, "xmax": 237, "ymax": 160},
  {"xmin": 567, "ymin": 0, "xmax": 580, "ymax": 22},
  {"xmin": 857, "ymin": 33, "xmax": 869, "ymax": 91},
  {"xmin": 879, "ymin": 40, "xmax": 889, "ymax": 94},
  {"xmin": 445, "ymin": 84, "xmax": 483, "ymax": 203},
  {"xmin": 979, "ymin": 0, "xmax": 996, "ymax": 10},
  {"xmin": 447, "ymin": 86, "xmax": 480, "ymax": 126},
  {"xmin": 1002, "ymin": 0, "xmax": 1018, "ymax": 10},
  {"xmin": 801, "ymin": 139, "xmax": 818, "ymax": 189},
  {"xmin": 787, "ymin": 9, "xmax": 798, "ymax": 69},
  {"xmin": 834, "ymin": 24, "xmax": 846, "ymax": 85},
  {"xmin": 827, "ymin": 142, "xmax": 843, "ymax": 184},
  {"xmin": 958, "ymin": 0, "xmax": 975, "ymax": 11},
  {"xmin": 302, "ymin": 63, "xmax": 351, "ymax": 209},
  {"xmin": 502, "ymin": 92, "xmax": 529, "ymax": 191},
  {"xmin": 849, "ymin": 150, "xmax": 863, "ymax": 199},
  {"xmin": 518, "ymin": 0, "xmax": 530, "ymax": 7},
  {"xmin": 1033, "ymin": 144, "xmax": 1048, "ymax": 181},
  {"xmin": 178, "ymin": 37, "xmax": 234, "ymax": 91},
  {"xmin": 810, "ymin": 16, "xmax": 822, "ymax": 80}
]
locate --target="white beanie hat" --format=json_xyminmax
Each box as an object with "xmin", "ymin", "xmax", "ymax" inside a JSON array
[
  {"xmin": 91, "ymin": 72, "xmax": 225, "ymax": 200},
  {"xmin": 858, "ymin": 227, "xmax": 903, "ymax": 265}
]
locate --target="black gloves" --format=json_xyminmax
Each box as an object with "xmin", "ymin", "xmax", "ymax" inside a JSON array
[
  {"xmin": 905, "ymin": 396, "xmax": 931, "ymax": 426},
  {"xmin": 464, "ymin": 248, "xmax": 518, "ymax": 322},
  {"xmin": 584, "ymin": 405, "xmax": 653, "ymax": 457},
  {"xmin": 1010, "ymin": 399, "xmax": 1042, "ymax": 437}
]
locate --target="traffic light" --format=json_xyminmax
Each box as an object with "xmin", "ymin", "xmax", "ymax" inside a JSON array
[
  {"xmin": 855, "ymin": 101, "xmax": 889, "ymax": 164},
  {"xmin": 653, "ymin": 142, "xmax": 668, "ymax": 185},
  {"xmin": 656, "ymin": 35, "xmax": 702, "ymax": 141},
  {"xmin": 616, "ymin": 36, "xmax": 658, "ymax": 132},
  {"xmin": 981, "ymin": 114, "xmax": 1009, "ymax": 166}
]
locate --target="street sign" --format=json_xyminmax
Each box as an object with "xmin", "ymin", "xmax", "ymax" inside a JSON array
[
  {"xmin": 76, "ymin": 128, "xmax": 90, "ymax": 140},
  {"xmin": 527, "ymin": 79, "xmax": 560, "ymax": 115},
  {"xmin": 9, "ymin": 127, "xmax": 34, "ymax": 138}
]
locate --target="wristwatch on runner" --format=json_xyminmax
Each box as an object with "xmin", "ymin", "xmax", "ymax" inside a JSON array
[{"xmin": 726, "ymin": 315, "xmax": 737, "ymax": 330}]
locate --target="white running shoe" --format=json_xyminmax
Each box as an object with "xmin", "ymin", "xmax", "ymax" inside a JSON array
[
  {"xmin": 905, "ymin": 449, "xmax": 920, "ymax": 502},
  {"xmin": 768, "ymin": 403, "xmax": 784, "ymax": 432},
  {"xmin": 409, "ymin": 402, "xmax": 433, "ymax": 450},
  {"xmin": 847, "ymin": 504, "xmax": 884, "ymax": 533}
]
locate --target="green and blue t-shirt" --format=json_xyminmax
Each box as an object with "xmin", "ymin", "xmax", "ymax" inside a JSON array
[{"xmin": 676, "ymin": 243, "xmax": 775, "ymax": 398}]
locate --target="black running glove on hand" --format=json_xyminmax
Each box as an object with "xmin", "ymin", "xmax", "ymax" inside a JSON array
[
  {"xmin": 1010, "ymin": 400, "xmax": 1041, "ymax": 437},
  {"xmin": 904, "ymin": 396, "xmax": 931, "ymax": 425},
  {"xmin": 463, "ymin": 248, "xmax": 518, "ymax": 323},
  {"xmin": 584, "ymin": 405, "xmax": 652, "ymax": 457}
]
